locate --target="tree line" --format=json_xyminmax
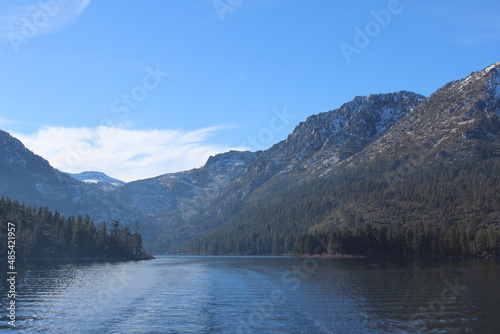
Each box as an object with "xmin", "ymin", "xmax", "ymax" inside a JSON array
[
  {"xmin": 186, "ymin": 158, "xmax": 500, "ymax": 256},
  {"xmin": 0, "ymin": 197, "xmax": 152, "ymax": 260},
  {"xmin": 294, "ymin": 222, "xmax": 500, "ymax": 257}
]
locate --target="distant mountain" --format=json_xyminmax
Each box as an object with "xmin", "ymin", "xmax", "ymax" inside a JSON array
[
  {"xmin": 1, "ymin": 62, "xmax": 499, "ymax": 255},
  {"xmin": 107, "ymin": 150, "xmax": 259, "ymax": 250},
  {"xmin": 0, "ymin": 130, "xmax": 146, "ymax": 229},
  {"xmin": 67, "ymin": 171, "xmax": 125, "ymax": 191},
  {"xmin": 0, "ymin": 131, "xmax": 259, "ymax": 249}
]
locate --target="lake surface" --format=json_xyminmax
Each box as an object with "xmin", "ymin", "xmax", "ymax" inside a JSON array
[{"xmin": 1, "ymin": 256, "xmax": 499, "ymax": 333}]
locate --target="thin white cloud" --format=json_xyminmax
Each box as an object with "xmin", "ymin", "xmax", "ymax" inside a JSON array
[
  {"xmin": 0, "ymin": 117, "xmax": 18, "ymax": 126},
  {"xmin": 0, "ymin": 0, "xmax": 91, "ymax": 40},
  {"xmin": 13, "ymin": 126, "xmax": 242, "ymax": 182}
]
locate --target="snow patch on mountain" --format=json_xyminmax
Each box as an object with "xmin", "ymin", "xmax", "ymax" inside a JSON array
[
  {"xmin": 68, "ymin": 171, "xmax": 125, "ymax": 191},
  {"xmin": 487, "ymin": 67, "xmax": 500, "ymax": 112},
  {"xmin": 482, "ymin": 62, "xmax": 500, "ymax": 74}
]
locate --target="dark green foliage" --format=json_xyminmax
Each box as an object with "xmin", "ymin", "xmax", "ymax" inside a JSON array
[
  {"xmin": 294, "ymin": 222, "xmax": 500, "ymax": 257},
  {"xmin": 186, "ymin": 157, "xmax": 500, "ymax": 255},
  {"xmin": 0, "ymin": 197, "xmax": 149, "ymax": 260}
]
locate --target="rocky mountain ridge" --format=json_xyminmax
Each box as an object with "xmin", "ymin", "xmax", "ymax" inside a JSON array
[
  {"xmin": 107, "ymin": 90, "xmax": 425, "ymax": 247},
  {"xmin": 254, "ymin": 91, "xmax": 425, "ymax": 182},
  {"xmin": 1, "ymin": 62, "xmax": 498, "ymax": 253},
  {"xmin": 184, "ymin": 62, "xmax": 500, "ymax": 254},
  {"xmin": 343, "ymin": 62, "xmax": 500, "ymax": 170}
]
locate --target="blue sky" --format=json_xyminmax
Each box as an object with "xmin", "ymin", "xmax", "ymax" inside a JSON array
[{"xmin": 1, "ymin": 0, "xmax": 499, "ymax": 181}]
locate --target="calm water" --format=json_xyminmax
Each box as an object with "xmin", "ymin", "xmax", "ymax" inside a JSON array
[{"xmin": 1, "ymin": 256, "xmax": 499, "ymax": 333}]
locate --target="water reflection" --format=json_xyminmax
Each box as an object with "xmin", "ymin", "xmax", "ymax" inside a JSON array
[
  {"xmin": 303, "ymin": 258, "xmax": 500, "ymax": 333},
  {"xmin": 0, "ymin": 257, "xmax": 499, "ymax": 333}
]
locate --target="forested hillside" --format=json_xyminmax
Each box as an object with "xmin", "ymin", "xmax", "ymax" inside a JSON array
[
  {"xmin": 186, "ymin": 158, "xmax": 500, "ymax": 256},
  {"xmin": 182, "ymin": 63, "xmax": 500, "ymax": 256},
  {"xmin": 1, "ymin": 64, "xmax": 499, "ymax": 257},
  {"xmin": 0, "ymin": 197, "xmax": 151, "ymax": 260}
]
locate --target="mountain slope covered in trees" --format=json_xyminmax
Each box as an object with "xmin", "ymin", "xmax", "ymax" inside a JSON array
[
  {"xmin": 146, "ymin": 91, "xmax": 426, "ymax": 250},
  {"xmin": 186, "ymin": 159, "xmax": 500, "ymax": 256},
  {"xmin": 185, "ymin": 63, "xmax": 500, "ymax": 256},
  {"xmin": 0, "ymin": 63, "xmax": 499, "ymax": 256}
]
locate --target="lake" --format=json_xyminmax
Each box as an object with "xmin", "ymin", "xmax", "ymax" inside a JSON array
[{"xmin": 1, "ymin": 256, "xmax": 499, "ymax": 333}]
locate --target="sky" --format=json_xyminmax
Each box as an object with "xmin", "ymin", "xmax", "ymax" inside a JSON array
[{"xmin": 0, "ymin": 0, "xmax": 499, "ymax": 182}]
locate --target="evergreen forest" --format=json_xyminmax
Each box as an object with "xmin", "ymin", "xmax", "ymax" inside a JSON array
[
  {"xmin": 186, "ymin": 158, "xmax": 500, "ymax": 257},
  {"xmin": 0, "ymin": 197, "xmax": 151, "ymax": 260}
]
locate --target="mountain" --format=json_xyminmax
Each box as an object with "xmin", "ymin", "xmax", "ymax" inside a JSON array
[
  {"xmin": 346, "ymin": 62, "xmax": 500, "ymax": 168},
  {"xmin": 107, "ymin": 150, "xmax": 259, "ymax": 250},
  {"xmin": 0, "ymin": 90, "xmax": 425, "ymax": 252},
  {"xmin": 0, "ymin": 131, "xmax": 259, "ymax": 249},
  {"xmin": 67, "ymin": 171, "xmax": 125, "ymax": 191},
  {"xmin": 321, "ymin": 61, "xmax": 500, "ymax": 229},
  {"xmin": 239, "ymin": 91, "xmax": 425, "ymax": 190},
  {"xmin": 111, "ymin": 150, "xmax": 257, "ymax": 218},
  {"xmin": 184, "ymin": 62, "xmax": 500, "ymax": 255},
  {"xmin": 105, "ymin": 91, "xmax": 424, "ymax": 251},
  {"xmin": 1, "ymin": 62, "xmax": 499, "ymax": 255},
  {"xmin": 0, "ymin": 130, "xmax": 146, "ymax": 229}
]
